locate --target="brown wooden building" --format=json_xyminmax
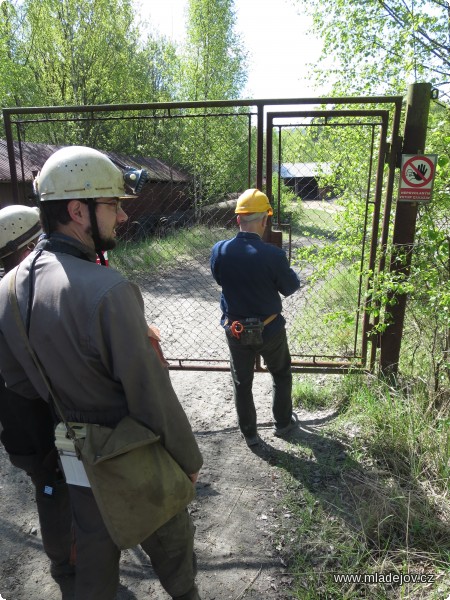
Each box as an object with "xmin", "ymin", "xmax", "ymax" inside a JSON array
[
  {"xmin": 277, "ymin": 162, "xmax": 334, "ymax": 200},
  {"xmin": 0, "ymin": 140, "xmax": 192, "ymax": 238}
]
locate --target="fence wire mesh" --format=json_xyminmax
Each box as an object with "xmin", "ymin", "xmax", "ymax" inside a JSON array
[
  {"xmin": 270, "ymin": 113, "xmax": 389, "ymax": 369},
  {"xmin": 5, "ymin": 101, "xmax": 399, "ymax": 371}
]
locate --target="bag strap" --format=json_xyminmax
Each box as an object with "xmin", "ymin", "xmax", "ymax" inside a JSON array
[{"xmin": 7, "ymin": 270, "xmax": 78, "ymax": 442}]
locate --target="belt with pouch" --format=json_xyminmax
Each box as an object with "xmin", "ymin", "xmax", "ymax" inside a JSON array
[{"xmin": 225, "ymin": 314, "xmax": 278, "ymax": 341}]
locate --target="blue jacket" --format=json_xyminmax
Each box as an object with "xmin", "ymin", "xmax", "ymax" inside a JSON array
[{"xmin": 210, "ymin": 232, "xmax": 300, "ymax": 337}]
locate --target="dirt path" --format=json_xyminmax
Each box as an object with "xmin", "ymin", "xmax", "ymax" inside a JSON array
[{"xmin": 0, "ymin": 369, "xmax": 332, "ymax": 600}]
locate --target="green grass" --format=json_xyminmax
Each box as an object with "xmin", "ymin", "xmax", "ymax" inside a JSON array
[
  {"xmin": 290, "ymin": 266, "xmax": 362, "ymax": 358},
  {"xmin": 109, "ymin": 203, "xmax": 336, "ymax": 280},
  {"xmin": 110, "ymin": 225, "xmax": 232, "ymax": 277},
  {"xmin": 292, "ymin": 375, "xmax": 348, "ymax": 411},
  {"xmin": 293, "ymin": 204, "xmax": 338, "ymax": 240},
  {"xmin": 276, "ymin": 375, "xmax": 450, "ymax": 599}
]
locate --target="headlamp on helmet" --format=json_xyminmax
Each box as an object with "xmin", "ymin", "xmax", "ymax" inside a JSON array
[{"xmin": 123, "ymin": 167, "xmax": 149, "ymax": 195}]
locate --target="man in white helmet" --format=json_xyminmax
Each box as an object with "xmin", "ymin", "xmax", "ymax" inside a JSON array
[
  {"xmin": 0, "ymin": 204, "xmax": 74, "ymax": 578},
  {"xmin": 210, "ymin": 189, "xmax": 300, "ymax": 447},
  {"xmin": 0, "ymin": 147, "xmax": 203, "ymax": 600}
]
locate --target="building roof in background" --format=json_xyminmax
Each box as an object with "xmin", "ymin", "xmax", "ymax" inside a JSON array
[
  {"xmin": 277, "ymin": 162, "xmax": 332, "ymax": 178},
  {"xmin": 0, "ymin": 140, "xmax": 189, "ymax": 183},
  {"xmin": 107, "ymin": 151, "xmax": 189, "ymax": 183},
  {"xmin": 0, "ymin": 140, "xmax": 60, "ymax": 183}
]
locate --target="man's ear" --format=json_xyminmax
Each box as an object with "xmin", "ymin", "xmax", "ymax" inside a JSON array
[
  {"xmin": 236, "ymin": 215, "xmax": 241, "ymax": 226},
  {"xmin": 67, "ymin": 200, "xmax": 86, "ymax": 224}
]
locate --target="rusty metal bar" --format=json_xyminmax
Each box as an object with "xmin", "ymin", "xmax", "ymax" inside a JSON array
[
  {"xmin": 378, "ymin": 101, "xmax": 403, "ymax": 256},
  {"xmin": 360, "ymin": 114, "xmax": 389, "ymax": 368},
  {"xmin": 266, "ymin": 108, "xmax": 389, "ymax": 118},
  {"xmin": 370, "ymin": 99, "xmax": 403, "ymax": 369},
  {"xmin": 169, "ymin": 364, "xmax": 231, "ymax": 372},
  {"xmin": 247, "ymin": 113, "xmax": 252, "ymax": 188},
  {"xmin": 287, "ymin": 225, "xmax": 292, "ymax": 264},
  {"xmin": 362, "ymin": 117, "xmax": 388, "ymax": 360},
  {"xmin": 284, "ymin": 359, "xmax": 364, "ymax": 373},
  {"xmin": 291, "ymin": 353, "xmax": 362, "ymax": 359},
  {"xmin": 263, "ymin": 112, "xmax": 277, "ymax": 244},
  {"xmin": 291, "ymin": 365, "xmax": 367, "ymax": 374},
  {"xmin": 256, "ymin": 103, "xmax": 264, "ymax": 190},
  {"xmin": 265, "ymin": 113, "xmax": 274, "ymax": 199},
  {"xmin": 3, "ymin": 111, "xmax": 19, "ymax": 203},
  {"xmin": 16, "ymin": 125, "xmax": 26, "ymax": 202},
  {"xmin": 356, "ymin": 124, "xmax": 377, "ymax": 362},
  {"xmin": 2, "ymin": 96, "xmax": 404, "ymax": 119},
  {"xmin": 10, "ymin": 111, "xmax": 257, "ymax": 125},
  {"xmin": 166, "ymin": 360, "xmax": 364, "ymax": 373},
  {"xmin": 276, "ymin": 125, "xmax": 282, "ymax": 224}
]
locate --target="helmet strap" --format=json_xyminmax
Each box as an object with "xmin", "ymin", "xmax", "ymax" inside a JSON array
[{"xmin": 86, "ymin": 199, "xmax": 107, "ymax": 266}]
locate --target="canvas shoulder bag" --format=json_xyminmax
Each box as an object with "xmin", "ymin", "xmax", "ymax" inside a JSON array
[{"xmin": 74, "ymin": 416, "xmax": 195, "ymax": 549}]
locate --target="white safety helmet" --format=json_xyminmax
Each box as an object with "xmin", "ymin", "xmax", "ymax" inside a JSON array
[
  {"xmin": 0, "ymin": 205, "xmax": 42, "ymax": 259},
  {"xmin": 34, "ymin": 145, "xmax": 146, "ymax": 202}
]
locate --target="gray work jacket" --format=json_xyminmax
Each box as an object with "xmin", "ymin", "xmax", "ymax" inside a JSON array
[{"xmin": 0, "ymin": 234, "xmax": 202, "ymax": 476}]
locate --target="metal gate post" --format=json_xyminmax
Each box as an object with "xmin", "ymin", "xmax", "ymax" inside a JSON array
[
  {"xmin": 3, "ymin": 111, "xmax": 19, "ymax": 203},
  {"xmin": 256, "ymin": 101, "xmax": 264, "ymax": 190},
  {"xmin": 379, "ymin": 82, "xmax": 432, "ymax": 376}
]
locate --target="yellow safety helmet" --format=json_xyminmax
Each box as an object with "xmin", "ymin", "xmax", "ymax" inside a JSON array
[{"xmin": 235, "ymin": 189, "xmax": 273, "ymax": 215}]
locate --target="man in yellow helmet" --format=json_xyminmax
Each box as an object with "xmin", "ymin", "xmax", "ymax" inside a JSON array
[{"xmin": 210, "ymin": 189, "xmax": 300, "ymax": 447}]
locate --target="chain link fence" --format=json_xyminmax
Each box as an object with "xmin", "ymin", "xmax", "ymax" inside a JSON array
[
  {"xmin": 268, "ymin": 111, "xmax": 392, "ymax": 371},
  {"xmin": 4, "ymin": 100, "xmax": 401, "ymax": 371}
]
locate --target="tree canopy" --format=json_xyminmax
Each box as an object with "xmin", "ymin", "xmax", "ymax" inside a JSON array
[
  {"xmin": 298, "ymin": 0, "xmax": 450, "ymax": 97},
  {"xmin": 0, "ymin": 0, "xmax": 247, "ymax": 110},
  {"xmin": 295, "ymin": 0, "xmax": 450, "ymax": 385},
  {"xmin": 181, "ymin": 0, "xmax": 247, "ymax": 101}
]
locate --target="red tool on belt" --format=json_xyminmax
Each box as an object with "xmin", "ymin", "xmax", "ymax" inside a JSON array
[{"xmin": 230, "ymin": 321, "xmax": 244, "ymax": 339}]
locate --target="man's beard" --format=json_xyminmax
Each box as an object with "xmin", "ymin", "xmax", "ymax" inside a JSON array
[
  {"xmin": 99, "ymin": 236, "xmax": 117, "ymax": 251},
  {"xmin": 86, "ymin": 225, "xmax": 117, "ymax": 251}
]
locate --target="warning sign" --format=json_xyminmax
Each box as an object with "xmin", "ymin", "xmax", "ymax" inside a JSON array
[{"xmin": 398, "ymin": 154, "xmax": 437, "ymax": 203}]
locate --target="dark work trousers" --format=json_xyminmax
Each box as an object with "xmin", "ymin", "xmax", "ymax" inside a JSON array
[
  {"xmin": 68, "ymin": 485, "xmax": 199, "ymax": 600},
  {"xmin": 226, "ymin": 327, "xmax": 293, "ymax": 437},
  {"xmin": 0, "ymin": 384, "xmax": 73, "ymax": 568},
  {"xmin": 9, "ymin": 451, "xmax": 73, "ymax": 567}
]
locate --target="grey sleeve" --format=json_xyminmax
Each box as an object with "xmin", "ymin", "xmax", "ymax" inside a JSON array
[{"xmin": 92, "ymin": 281, "xmax": 203, "ymax": 475}]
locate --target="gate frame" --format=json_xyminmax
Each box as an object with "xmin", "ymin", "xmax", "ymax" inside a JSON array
[
  {"xmin": 266, "ymin": 109, "xmax": 390, "ymax": 372},
  {"xmin": 3, "ymin": 95, "xmax": 402, "ymax": 203},
  {"xmin": 264, "ymin": 99, "xmax": 403, "ymax": 373},
  {"xmin": 2, "ymin": 95, "xmax": 404, "ymax": 374}
]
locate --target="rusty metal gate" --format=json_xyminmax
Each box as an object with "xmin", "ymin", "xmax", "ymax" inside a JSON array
[{"xmin": 2, "ymin": 96, "xmax": 402, "ymax": 372}]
